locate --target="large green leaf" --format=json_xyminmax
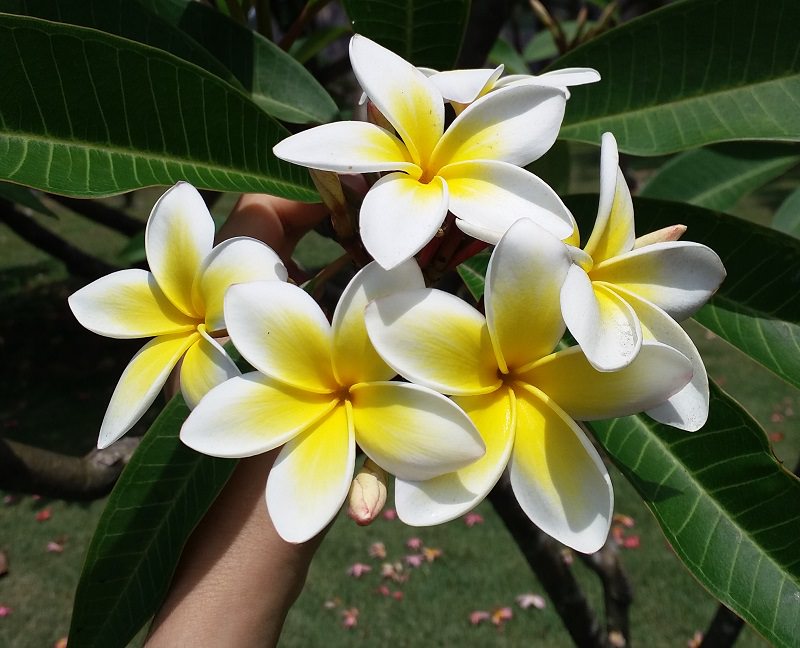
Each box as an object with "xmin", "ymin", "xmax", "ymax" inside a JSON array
[
  {"xmin": 139, "ymin": 0, "xmax": 338, "ymax": 124},
  {"xmin": 0, "ymin": 0, "xmax": 239, "ymax": 88},
  {"xmin": 588, "ymin": 386, "xmax": 800, "ymax": 647},
  {"xmin": 342, "ymin": 0, "xmax": 470, "ymax": 70},
  {"xmin": 554, "ymin": 0, "xmax": 800, "ymax": 154},
  {"xmin": 641, "ymin": 143, "xmax": 800, "ymax": 211},
  {"xmin": 0, "ymin": 13, "xmax": 317, "ymax": 199},
  {"xmin": 0, "ymin": 180, "xmax": 54, "ymax": 216},
  {"xmin": 69, "ymin": 397, "xmax": 237, "ymax": 647},
  {"xmin": 773, "ymin": 187, "xmax": 800, "ymax": 238},
  {"xmin": 565, "ymin": 194, "xmax": 800, "ymax": 390}
]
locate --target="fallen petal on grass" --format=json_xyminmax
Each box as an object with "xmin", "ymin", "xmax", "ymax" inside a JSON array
[
  {"xmin": 463, "ymin": 512, "xmax": 484, "ymax": 527},
  {"xmin": 0, "ymin": 606, "xmax": 11, "ymax": 618},
  {"xmin": 46, "ymin": 541, "xmax": 65, "ymax": 554},
  {"xmin": 404, "ymin": 554, "xmax": 424, "ymax": 568},
  {"xmin": 35, "ymin": 508, "xmax": 52, "ymax": 522},
  {"xmin": 516, "ymin": 593, "xmax": 546, "ymax": 609},
  {"xmin": 491, "ymin": 607, "xmax": 513, "ymax": 626},
  {"xmin": 382, "ymin": 508, "xmax": 397, "ymax": 521},
  {"xmin": 405, "ymin": 537, "xmax": 423, "ymax": 550},
  {"xmin": 347, "ymin": 562, "xmax": 373, "ymax": 578},
  {"xmin": 469, "ymin": 610, "xmax": 490, "ymax": 625},
  {"xmin": 422, "ymin": 547, "xmax": 442, "ymax": 562},
  {"xmin": 341, "ymin": 607, "xmax": 359, "ymax": 629},
  {"xmin": 368, "ymin": 541, "xmax": 387, "ymax": 559}
]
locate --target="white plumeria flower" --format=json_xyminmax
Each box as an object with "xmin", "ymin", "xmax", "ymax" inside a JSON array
[
  {"xmin": 365, "ymin": 218, "xmax": 693, "ymax": 553},
  {"xmin": 274, "ymin": 34, "xmax": 574, "ymax": 270},
  {"xmin": 560, "ymin": 133, "xmax": 726, "ymax": 429},
  {"xmin": 69, "ymin": 182, "xmax": 287, "ymax": 449},
  {"xmin": 180, "ymin": 260, "xmax": 485, "ymax": 543},
  {"xmin": 429, "ymin": 65, "xmax": 600, "ymax": 111}
]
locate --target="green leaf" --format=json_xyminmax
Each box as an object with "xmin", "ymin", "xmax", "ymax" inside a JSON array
[
  {"xmin": 140, "ymin": 0, "xmax": 339, "ymax": 124},
  {"xmin": 565, "ymin": 194, "xmax": 800, "ymax": 390},
  {"xmin": 0, "ymin": 181, "xmax": 55, "ymax": 216},
  {"xmin": 456, "ymin": 249, "xmax": 490, "ymax": 301},
  {"xmin": 641, "ymin": 143, "xmax": 800, "ymax": 211},
  {"xmin": 0, "ymin": 0, "xmax": 240, "ymax": 88},
  {"xmin": 522, "ymin": 21, "xmax": 587, "ymax": 63},
  {"xmin": 554, "ymin": 0, "xmax": 800, "ymax": 154},
  {"xmin": 773, "ymin": 187, "xmax": 800, "ymax": 238},
  {"xmin": 588, "ymin": 385, "xmax": 800, "ymax": 648},
  {"xmin": 0, "ymin": 13, "xmax": 317, "ymax": 199},
  {"xmin": 69, "ymin": 396, "xmax": 237, "ymax": 648},
  {"xmin": 527, "ymin": 139, "xmax": 571, "ymax": 195},
  {"xmin": 342, "ymin": 0, "xmax": 470, "ymax": 70},
  {"xmin": 488, "ymin": 37, "xmax": 528, "ymax": 75},
  {"xmin": 290, "ymin": 25, "xmax": 351, "ymax": 64}
]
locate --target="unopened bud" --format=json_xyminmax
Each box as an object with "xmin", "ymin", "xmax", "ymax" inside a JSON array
[
  {"xmin": 366, "ymin": 101, "xmax": 393, "ymax": 132},
  {"xmin": 347, "ymin": 459, "xmax": 388, "ymax": 526},
  {"xmin": 309, "ymin": 169, "xmax": 354, "ymax": 239},
  {"xmin": 633, "ymin": 224, "xmax": 687, "ymax": 249}
]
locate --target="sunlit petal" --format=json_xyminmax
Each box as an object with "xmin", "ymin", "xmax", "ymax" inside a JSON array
[
  {"xmin": 510, "ymin": 384, "xmax": 612, "ymax": 553},
  {"xmin": 365, "ymin": 288, "xmax": 500, "ymax": 395},
  {"xmin": 179, "ymin": 327, "xmax": 240, "ymax": 409},
  {"xmin": 583, "ymin": 132, "xmax": 622, "ymax": 261},
  {"xmin": 522, "ymin": 341, "xmax": 693, "ymax": 421},
  {"xmin": 180, "ymin": 372, "xmax": 337, "ymax": 457},
  {"xmin": 590, "ymin": 241, "xmax": 726, "ymax": 320},
  {"xmin": 616, "ymin": 287, "xmax": 709, "ymax": 431},
  {"xmin": 584, "ymin": 166, "xmax": 635, "ymax": 263},
  {"xmin": 430, "ymin": 84, "xmax": 566, "ymax": 168},
  {"xmin": 395, "ymin": 388, "xmax": 515, "ymax": 525},
  {"xmin": 495, "ymin": 68, "xmax": 601, "ymax": 90},
  {"xmin": 429, "ymin": 66, "xmax": 504, "ymax": 103},
  {"xmin": 225, "ymin": 281, "xmax": 337, "ymax": 393},
  {"xmin": 359, "ymin": 173, "xmax": 448, "ymax": 270},
  {"xmin": 350, "ymin": 34, "xmax": 444, "ymax": 167},
  {"xmin": 332, "ymin": 260, "xmax": 425, "ymax": 386},
  {"xmin": 194, "ymin": 237, "xmax": 287, "ymax": 332},
  {"xmin": 440, "ymin": 160, "xmax": 574, "ymax": 243},
  {"xmin": 487, "ymin": 219, "xmax": 571, "ymax": 372},
  {"xmin": 267, "ymin": 403, "xmax": 355, "ymax": 543},
  {"xmin": 98, "ymin": 332, "xmax": 199, "ymax": 449},
  {"xmin": 273, "ymin": 121, "xmax": 419, "ymax": 175},
  {"xmin": 69, "ymin": 269, "xmax": 196, "ymax": 339},
  {"xmin": 561, "ymin": 268, "xmax": 641, "ymax": 371},
  {"xmin": 350, "ymin": 382, "xmax": 485, "ymax": 481},
  {"xmin": 145, "ymin": 182, "xmax": 214, "ymax": 317}
]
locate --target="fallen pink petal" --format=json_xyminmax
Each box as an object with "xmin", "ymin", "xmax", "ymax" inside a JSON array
[
  {"xmin": 341, "ymin": 607, "xmax": 359, "ymax": 629},
  {"xmin": 53, "ymin": 638, "xmax": 68, "ymax": 648},
  {"xmin": 347, "ymin": 562, "xmax": 373, "ymax": 578},
  {"xmin": 422, "ymin": 547, "xmax": 442, "ymax": 562},
  {"xmin": 382, "ymin": 508, "xmax": 397, "ymax": 521},
  {"xmin": 463, "ymin": 512, "xmax": 484, "ymax": 527},
  {"xmin": 368, "ymin": 541, "xmax": 387, "ymax": 559},
  {"xmin": 376, "ymin": 584, "xmax": 391, "ymax": 596},
  {"xmin": 0, "ymin": 605, "xmax": 11, "ymax": 618},
  {"xmin": 405, "ymin": 536, "xmax": 423, "ymax": 550},
  {"xmin": 613, "ymin": 513, "xmax": 635, "ymax": 528},
  {"xmin": 491, "ymin": 607, "xmax": 513, "ymax": 626},
  {"xmin": 392, "ymin": 590, "xmax": 404, "ymax": 601},
  {"xmin": 404, "ymin": 554, "xmax": 424, "ymax": 568},
  {"xmin": 469, "ymin": 610, "xmax": 490, "ymax": 625},
  {"xmin": 35, "ymin": 508, "xmax": 52, "ymax": 522},
  {"xmin": 516, "ymin": 593, "xmax": 546, "ymax": 609},
  {"xmin": 622, "ymin": 535, "xmax": 641, "ymax": 549},
  {"xmin": 46, "ymin": 541, "xmax": 65, "ymax": 554}
]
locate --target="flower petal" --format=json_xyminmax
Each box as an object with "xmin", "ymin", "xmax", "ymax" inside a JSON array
[
  {"xmin": 360, "ymin": 172, "xmax": 449, "ymax": 270},
  {"xmin": 365, "ymin": 288, "xmax": 500, "ymax": 395},
  {"xmin": 522, "ymin": 341, "xmax": 693, "ymax": 421},
  {"xmin": 429, "ymin": 66, "xmax": 504, "ymax": 104},
  {"xmin": 430, "ymin": 84, "xmax": 566, "ymax": 168},
  {"xmin": 267, "ymin": 403, "xmax": 355, "ymax": 543},
  {"xmin": 273, "ymin": 121, "xmax": 418, "ymax": 174},
  {"xmin": 98, "ymin": 332, "xmax": 199, "ymax": 449},
  {"xmin": 510, "ymin": 385, "xmax": 612, "ymax": 553},
  {"xmin": 225, "ymin": 281, "xmax": 337, "ymax": 393},
  {"xmin": 486, "ymin": 219, "xmax": 571, "ymax": 372},
  {"xmin": 332, "ymin": 260, "xmax": 425, "ymax": 386},
  {"xmin": 193, "ymin": 237, "xmax": 287, "ymax": 332},
  {"xmin": 145, "ymin": 182, "xmax": 215, "ymax": 317},
  {"xmin": 395, "ymin": 387, "xmax": 515, "ymax": 525},
  {"xmin": 590, "ymin": 241, "xmax": 726, "ymax": 320},
  {"xmin": 560, "ymin": 267, "xmax": 641, "ymax": 371},
  {"xmin": 69, "ymin": 269, "xmax": 197, "ymax": 339},
  {"xmin": 350, "ymin": 382, "xmax": 485, "ymax": 481},
  {"xmin": 350, "ymin": 34, "xmax": 444, "ymax": 167},
  {"xmin": 617, "ymin": 288, "xmax": 709, "ymax": 431},
  {"xmin": 180, "ymin": 372, "xmax": 337, "ymax": 457},
  {"xmin": 441, "ymin": 160, "xmax": 575, "ymax": 243},
  {"xmin": 583, "ymin": 155, "xmax": 635, "ymax": 263},
  {"xmin": 179, "ymin": 328, "xmax": 240, "ymax": 409},
  {"xmin": 496, "ymin": 68, "xmax": 601, "ymax": 90}
]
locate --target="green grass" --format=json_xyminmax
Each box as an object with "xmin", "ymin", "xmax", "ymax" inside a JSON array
[{"xmin": 1, "ymin": 176, "xmax": 798, "ymax": 646}]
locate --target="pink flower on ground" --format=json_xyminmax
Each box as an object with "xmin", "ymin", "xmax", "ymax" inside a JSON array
[
  {"xmin": 469, "ymin": 610, "xmax": 490, "ymax": 625},
  {"xmin": 368, "ymin": 542, "xmax": 387, "ymax": 559},
  {"xmin": 341, "ymin": 607, "xmax": 359, "ymax": 629},
  {"xmin": 422, "ymin": 547, "xmax": 442, "ymax": 562},
  {"xmin": 491, "ymin": 607, "xmax": 513, "ymax": 626},
  {"xmin": 622, "ymin": 535, "xmax": 641, "ymax": 549},
  {"xmin": 323, "ymin": 597, "xmax": 341, "ymax": 610},
  {"xmin": 404, "ymin": 554, "xmax": 424, "ymax": 568},
  {"xmin": 376, "ymin": 584, "xmax": 391, "ymax": 596},
  {"xmin": 464, "ymin": 512, "xmax": 484, "ymax": 527},
  {"xmin": 0, "ymin": 606, "xmax": 11, "ymax": 618},
  {"xmin": 405, "ymin": 537, "xmax": 423, "ymax": 550},
  {"xmin": 35, "ymin": 508, "xmax": 52, "ymax": 522},
  {"xmin": 392, "ymin": 590, "xmax": 404, "ymax": 601},
  {"xmin": 516, "ymin": 593, "xmax": 546, "ymax": 609},
  {"xmin": 2, "ymin": 495, "xmax": 16, "ymax": 505},
  {"xmin": 382, "ymin": 508, "xmax": 398, "ymax": 521},
  {"xmin": 612, "ymin": 513, "xmax": 635, "ymax": 528},
  {"xmin": 46, "ymin": 541, "xmax": 64, "ymax": 554},
  {"xmin": 347, "ymin": 562, "xmax": 373, "ymax": 578}
]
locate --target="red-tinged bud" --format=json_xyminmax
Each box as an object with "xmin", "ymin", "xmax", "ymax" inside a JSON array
[
  {"xmin": 633, "ymin": 224, "xmax": 687, "ymax": 249},
  {"xmin": 347, "ymin": 459, "xmax": 388, "ymax": 526}
]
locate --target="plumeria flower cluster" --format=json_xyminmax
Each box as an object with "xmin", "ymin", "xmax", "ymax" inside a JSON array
[{"xmin": 71, "ymin": 35, "xmax": 726, "ymax": 552}]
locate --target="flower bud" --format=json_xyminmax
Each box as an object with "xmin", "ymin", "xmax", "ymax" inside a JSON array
[
  {"xmin": 347, "ymin": 459, "xmax": 388, "ymax": 526},
  {"xmin": 633, "ymin": 224, "xmax": 687, "ymax": 249}
]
